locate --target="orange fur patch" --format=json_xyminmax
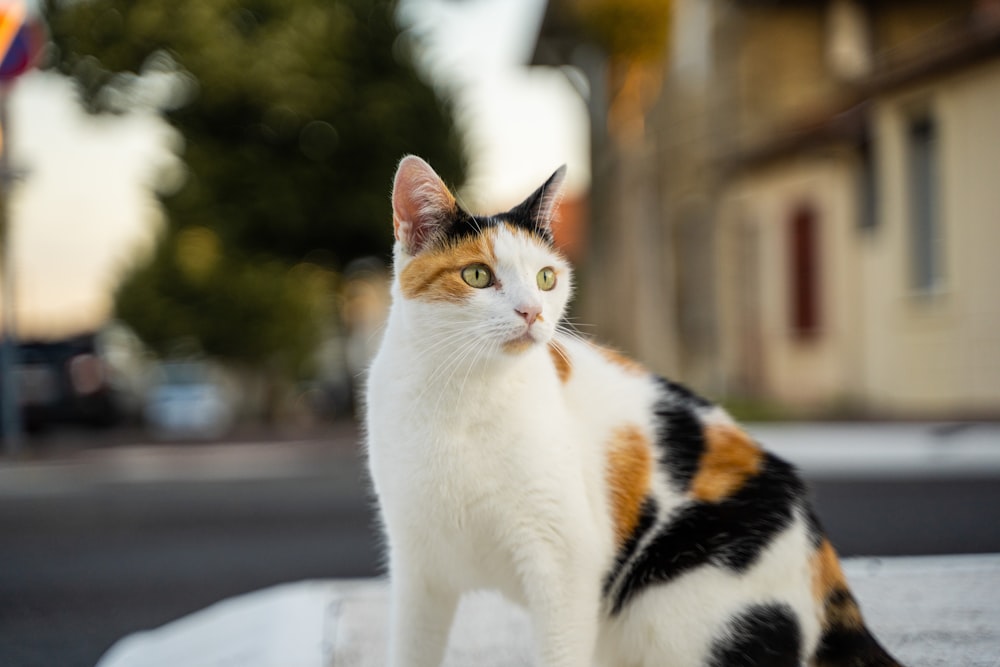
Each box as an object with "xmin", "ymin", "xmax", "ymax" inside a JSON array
[
  {"xmin": 502, "ymin": 337, "xmax": 534, "ymax": 354},
  {"xmin": 811, "ymin": 539, "xmax": 863, "ymax": 630},
  {"xmin": 399, "ymin": 232, "xmax": 497, "ymax": 303},
  {"xmin": 811, "ymin": 539, "xmax": 847, "ymax": 600},
  {"xmin": 595, "ymin": 344, "xmax": 647, "ymax": 375},
  {"xmin": 548, "ymin": 340, "xmax": 572, "ymax": 382},
  {"xmin": 688, "ymin": 424, "xmax": 764, "ymax": 503},
  {"xmin": 606, "ymin": 425, "xmax": 654, "ymax": 546}
]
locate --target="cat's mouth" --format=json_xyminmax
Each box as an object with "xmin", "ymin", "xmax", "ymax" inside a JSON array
[{"xmin": 503, "ymin": 330, "xmax": 538, "ymax": 353}]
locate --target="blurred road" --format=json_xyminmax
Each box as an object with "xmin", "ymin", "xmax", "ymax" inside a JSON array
[
  {"xmin": 0, "ymin": 421, "xmax": 998, "ymax": 667},
  {"xmin": 0, "ymin": 424, "xmax": 380, "ymax": 667}
]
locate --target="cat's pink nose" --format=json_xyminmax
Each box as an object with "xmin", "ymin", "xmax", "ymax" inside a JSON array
[{"xmin": 515, "ymin": 304, "xmax": 541, "ymax": 325}]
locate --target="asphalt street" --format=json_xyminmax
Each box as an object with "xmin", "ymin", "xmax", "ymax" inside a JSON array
[
  {"xmin": 0, "ymin": 422, "xmax": 998, "ymax": 667},
  {"xmin": 0, "ymin": 426, "xmax": 380, "ymax": 667}
]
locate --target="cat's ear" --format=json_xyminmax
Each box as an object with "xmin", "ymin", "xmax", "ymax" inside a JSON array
[
  {"xmin": 392, "ymin": 155, "xmax": 458, "ymax": 255},
  {"xmin": 508, "ymin": 165, "xmax": 567, "ymax": 242}
]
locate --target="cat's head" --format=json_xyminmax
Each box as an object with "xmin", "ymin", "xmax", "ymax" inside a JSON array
[{"xmin": 390, "ymin": 155, "xmax": 572, "ymax": 356}]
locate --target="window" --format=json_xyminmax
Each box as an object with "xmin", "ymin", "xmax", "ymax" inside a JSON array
[
  {"xmin": 907, "ymin": 113, "xmax": 943, "ymax": 292},
  {"xmin": 788, "ymin": 205, "xmax": 821, "ymax": 339}
]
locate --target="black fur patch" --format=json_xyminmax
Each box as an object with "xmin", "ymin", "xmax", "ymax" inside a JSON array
[
  {"xmin": 658, "ymin": 376, "xmax": 714, "ymax": 409},
  {"xmin": 610, "ymin": 453, "xmax": 806, "ymax": 615},
  {"xmin": 441, "ymin": 208, "xmax": 552, "ymax": 247},
  {"xmin": 805, "ymin": 505, "xmax": 825, "ymax": 549},
  {"xmin": 814, "ymin": 625, "xmax": 901, "ymax": 667},
  {"xmin": 814, "ymin": 589, "xmax": 902, "ymax": 667},
  {"xmin": 708, "ymin": 603, "xmax": 802, "ymax": 667},
  {"xmin": 652, "ymin": 398, "xmax": 706, "ymax": 492},
  {"xmin": 503, "ymin": 201, "xmax": 555, "ymax": 246},
  {"xmin": 441, "ymin": 210, "xmax": 496, "ymax": 243},
  {"xmin": 602, "ymin": 496, "xmax": 658, "ymax": 597}
]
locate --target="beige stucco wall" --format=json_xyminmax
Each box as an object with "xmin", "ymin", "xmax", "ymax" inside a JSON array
[
  {"xmin": 648, "ymin": 0, "xmax": 999, "ymax": 416},
  {"xmin": 718, "ymin": 153, "xmax": 863, "ymax": 410},
  {"xmin": 864, "ymin": 58, "xmax": 1000, "ymax": 415},
  {"xmin": 716, "ymin": 57, "xmax": 1000, "ymax": 417}
]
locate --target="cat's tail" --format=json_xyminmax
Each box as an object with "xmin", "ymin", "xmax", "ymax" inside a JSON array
[
  {"xmin": 811, "ymin": 587, "xmax": 905, "ymax": 667},
  {"xmin": 810, "ymin": 540, "xmax": 906, "ymax": 667}
]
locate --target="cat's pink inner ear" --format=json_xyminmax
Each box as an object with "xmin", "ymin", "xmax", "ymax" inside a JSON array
[{"xmin": 392, "ymin": 156, "xmax": 456, "ymax": 254}]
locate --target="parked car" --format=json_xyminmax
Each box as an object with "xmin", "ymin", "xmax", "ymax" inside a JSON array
[
  {"xmin": 0, "ymin": 322, "xmax": 151, "ymax": 434},
  {"xmin": 11, "ymin": 340, "xmax": 116, "ymax": 431},
  {"xmin": 144, "ymin": 360, "xmax": 235, "ymax": 440}
]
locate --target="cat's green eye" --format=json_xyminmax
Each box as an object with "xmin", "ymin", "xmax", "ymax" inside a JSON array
[
  {"xmin": 461, "ymin": 264, "xmax": 494, "ymax": 288},
  {"xmin": 537, "ymin": 267, "xmax": 557, "ymax": 291}
]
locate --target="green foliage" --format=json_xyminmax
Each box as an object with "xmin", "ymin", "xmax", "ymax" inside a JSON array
[
  {"xmin": 114, "ymin": 227, "xmax": 334, "ymax": 375},
  {"xmin": 45, "ymin": 0, "xmax": 466, "ymax": 374}
]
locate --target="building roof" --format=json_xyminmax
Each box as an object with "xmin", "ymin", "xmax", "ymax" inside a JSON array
[{"xmin": 732, "ymin": 14, "xmax": 1000, "ymax": 171}]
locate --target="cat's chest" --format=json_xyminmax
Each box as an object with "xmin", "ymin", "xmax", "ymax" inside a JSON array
[
  {"xmin": 371, "ymin": 414, "xmax": 547, "ymax": 567},
  {"xmin": 370, "ymin": 365, "xmax": 568, "ymax": 501},
  {"xmin": 379, "ymin": 389, "xmax": 554, "ymax": 480},
  {"xmin": 373, "ymin": 345, "xmax": 556, "ymax": 442}
]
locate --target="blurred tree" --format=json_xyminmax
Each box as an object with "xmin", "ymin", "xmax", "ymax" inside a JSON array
[
  {"xmin": 43, "ymin": 0, "xmax": 466, "ymax": 378},
  {"xmin": 576, "ymin": 0, "xmax": 672, "ymax": 64},
  {"xmin": 113, "ymin": 227, "xmax": 333, "ymax": 376}
]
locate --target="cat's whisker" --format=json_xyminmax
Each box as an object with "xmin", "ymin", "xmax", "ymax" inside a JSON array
[
  {"xmin": 555, "ymin": 326, "xmax": 592, "ymax": 348},
  {"xmin": 426, "ymin": 336, "xmax": 489, "ymax": 422},
  {"xmin": 429, "ymin": 336, "xmax": 482, "ymax": 388},
  {"xmin": 410, "ymin": 328, "xmax": 480, "ymax": 367},
  {"xmin": 414, "ymin": 342, "xmax": 485, "ymax": 406},
  {"xmin": 550, "ymin": 339, "xmax": 573, "ymax": 367},
  {"xmin": 559, "ymin": 316, "xmax": 595, "ymax": 328},
  {"xmin": 414, "ymin": 324, "xmax": 495, "ymax": 401},
  {"xmin": 411, "ymin": 322, "xmax": 499, "ymax": 379},
  {"xmin": 558, "ymin": 318, "xmax": 596, "ymax": 333},
  {"xmin": 454, "ymin": 334, "xmax": 497, "ymax": 408},
  {"xmin": 365, "ymin": 320, "xmax": 389, "ymax": 347},
  {"xmin": 408, "ymin": 320, "xmax": 496, "ymax": 360}
]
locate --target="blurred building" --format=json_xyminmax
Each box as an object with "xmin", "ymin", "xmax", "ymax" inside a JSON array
[{"xmin": 534, "ymin": 0, "xmax": 1000, "ymax": 418}]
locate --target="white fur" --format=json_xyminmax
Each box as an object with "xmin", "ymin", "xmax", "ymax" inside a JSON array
[
  {"xmin": 597, "ymin": 510, "xmax": 822, "ymax": 667},
  {"xmin": 366, "ymin": 228, "xmax": 822, "ymax": 666}
]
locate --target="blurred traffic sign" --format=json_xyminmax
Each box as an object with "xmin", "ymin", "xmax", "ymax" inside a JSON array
[
  {"xmin": 0, "ymin": 0, "xmax": 45, "ymax": 81},
  {"xmin": 0, "ymin": 1, "xmax": 45, "ymax": 455}
]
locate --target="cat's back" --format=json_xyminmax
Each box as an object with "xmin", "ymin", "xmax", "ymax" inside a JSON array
[{"xmin": 556, "ymin": 340, "xmax": 903, "ymax": 667}]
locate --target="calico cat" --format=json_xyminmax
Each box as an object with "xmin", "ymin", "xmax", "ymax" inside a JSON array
[{"xmin": 365, "ymin": 155, "xmax": 904, "ymax": 667}]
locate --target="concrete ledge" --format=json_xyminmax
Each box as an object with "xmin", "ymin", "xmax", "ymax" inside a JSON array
[{"xmin": 97, "ymin": 554, "xmax": 1000, "ymax": 667}]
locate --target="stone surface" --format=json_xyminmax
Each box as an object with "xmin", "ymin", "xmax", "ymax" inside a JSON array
[{"xmin": 97, "ymin": 554, "xmax": 1000, "ymax": 667}]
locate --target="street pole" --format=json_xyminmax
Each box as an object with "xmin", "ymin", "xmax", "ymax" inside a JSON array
[{"xmin": 0, "ymin": 83, "xmax": 21, "ymax": 456}]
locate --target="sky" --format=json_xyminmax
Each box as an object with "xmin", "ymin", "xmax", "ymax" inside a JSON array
[
  {"xmin": 4, "ymin": 72, "xmax": 174, "ymax": 338},
  {"xmin": 2, "ymin": 0, "xmax": 589, "ymax": 340},
  {"xmin": 399, "ymin": 0, "xmax": 590, "ymax": 207}
]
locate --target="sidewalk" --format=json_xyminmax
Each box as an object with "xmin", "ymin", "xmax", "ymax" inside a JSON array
[
  {"xmin": 747, "ymin": 421, "xmax": 1000, "ymax": 478},
  {"xmin": 96, "ymin": 554, "xmax": 1000, "ymax": 667},
  {"xmin": 4, "ymin": 421, "xmax": 998, "ymax": 666},
  {"xmin": 2, "ymin": 421, "xmax": 997, "ymax": 495},
  {"xmin": 0, "ymin": 422, "xmax": 362, "ymax": 497}
]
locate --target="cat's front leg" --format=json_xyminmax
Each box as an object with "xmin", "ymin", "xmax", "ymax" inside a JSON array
[
  {"xmin": 387, "ymin": 564, "xmax": 459, "ymax": 667},
  {"xmin": 519, "ymin": 544, "xmax": 602, "ymax": 667}
]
